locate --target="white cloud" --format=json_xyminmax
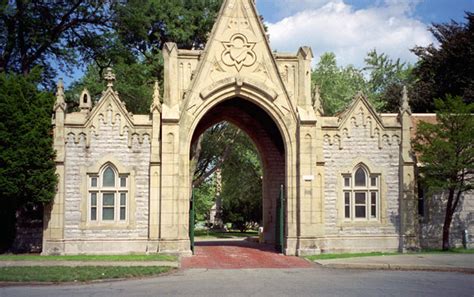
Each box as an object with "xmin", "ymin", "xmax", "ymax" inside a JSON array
[{"xmin": 266, "ymin": 0, "xmax": 434, "ymax": 68}]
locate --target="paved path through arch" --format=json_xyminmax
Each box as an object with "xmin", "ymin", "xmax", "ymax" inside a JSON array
[{"xmin": 181, "ymin": 240, "xmax": 313, "ymax": 269}]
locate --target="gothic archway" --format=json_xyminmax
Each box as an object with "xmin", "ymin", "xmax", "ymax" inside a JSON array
[{"xmin": 189, "ymin": 97, "xmax": 286, "ymax": 248}]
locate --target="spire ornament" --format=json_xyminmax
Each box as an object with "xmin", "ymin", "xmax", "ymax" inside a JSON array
[
  {"xmin": 54, "ymin": 79, "xmax": 66, "ymax": 111},
  {"xmin": 150, "ymin": 80, "xmax": 162, "ymax": 113},
  {"xmin": 400, "ymin": 85, "xmax": 411, "ymax": 114},
  {"xmin": 104, "ymin": 67, "xmax": 116, "ymax": 88},
  {"xmin": 312, "ymin": 84, "xmax": 324, "ymax": 116}
]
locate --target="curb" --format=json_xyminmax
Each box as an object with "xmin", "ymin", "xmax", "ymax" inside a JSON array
[{"xmin": 314, "ymin": 262, "xmax": 474, "ymax": 274}]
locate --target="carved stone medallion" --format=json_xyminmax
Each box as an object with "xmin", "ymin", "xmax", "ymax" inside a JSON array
[{"xmin": 221, "ymin": 33, "xmax": 256, "ymax": 71}]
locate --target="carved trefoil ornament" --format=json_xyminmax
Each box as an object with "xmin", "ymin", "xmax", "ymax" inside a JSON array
[{"xmin": 221, "ymin": 33, "xmax": 256, "ymax": 71}]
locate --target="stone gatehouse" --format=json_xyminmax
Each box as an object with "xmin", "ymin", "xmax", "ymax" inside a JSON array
[{"xmin": 43, "ymin": 0, "xmax": 473, "ymax": 255}]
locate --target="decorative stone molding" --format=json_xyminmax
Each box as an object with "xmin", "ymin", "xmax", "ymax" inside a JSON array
[
  {"xmin": 322, "ymin": 93, "xmax": 401, "ymax": 150},
  {"xmin": 64, "ymin": 86, "xmax": 151, "ymax": 149},
  {"xmin": 221, "ymin": 33, "xmax": 257, "ymax": 71}
]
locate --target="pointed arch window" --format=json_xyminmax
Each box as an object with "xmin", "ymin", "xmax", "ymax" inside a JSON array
[
  {"xmin": 88, "ymin": 164, "xmax": 128, "ymax": 222},
  {"xmin": 342, "ymin": 165, "xmax": 379, "ymax": 221}
]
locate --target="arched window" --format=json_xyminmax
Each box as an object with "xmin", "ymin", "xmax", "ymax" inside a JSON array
[
  {"xmin": 342, "ymin": 165, "xmax": 379, "ymax": 221},
  {"xmin": 88, "ymin": 164, "xmax": 128, "ymax": 222}
]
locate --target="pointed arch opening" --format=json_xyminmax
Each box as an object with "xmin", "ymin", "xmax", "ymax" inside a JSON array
[
  {"xmin": 189, "ymin": 97, "xmax": 286, "ymax": 252},
  {"xmin": 342, "ymin": 163, "xmax": 380, "ymax": 221}
]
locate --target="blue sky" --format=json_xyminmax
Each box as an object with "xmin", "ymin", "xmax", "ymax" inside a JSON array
[
  {"xmin": 60, "ymin": 0, "xmax": 472, "ymax": 87},
  {"xmin": 258, "ymin": 0, "xmax": 472, "ymax": 68},
  {"xmin": 257, "ymin": 0, "xmax": 472, "ymax": 24}
]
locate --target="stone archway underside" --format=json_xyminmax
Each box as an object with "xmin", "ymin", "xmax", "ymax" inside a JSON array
[{"xmin": 191, "ymin": 97, "xmax": 285, "ymax": 244}]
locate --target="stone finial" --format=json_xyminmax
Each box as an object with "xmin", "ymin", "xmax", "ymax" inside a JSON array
[
  {"xmin": 56, "ymin": 79, "xmax": 65, "ymax": 101},
  {"xmin": 400, "ymin": 85, "xmax": 411, "ymax": 114},
  {"xmin": 54, "ymin": 79, "xmax": 66, "ymax": 111},
  {"xmin": 104, "ymin": 67, "xmax": 116, "ymax": 87},
  {"xmin": 150, "ymin": 80, "xmax": 162, "ymax": 113},
  {"xmin": 312, "ymin": 84, "xmax": 324, "ymax": 116}
]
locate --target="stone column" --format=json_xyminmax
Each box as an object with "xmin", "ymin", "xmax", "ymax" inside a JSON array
[
  {"xmin": 148, "ymin": 81, "xmax": 162, "ymax": 252},
  {"xmin": 159, "ymin": 42, "xmax": 190, "ymax": 254},
  {"xmin": 399, "ymin": 87, "xmax": 420, "ymax": 251},
  {"xmin": 294, "ymin": 52, "xmax": 325, "ymax": 255},
  {"xmin": 42, "ymin": 80, "xmax": 67, "ymax": 255}
]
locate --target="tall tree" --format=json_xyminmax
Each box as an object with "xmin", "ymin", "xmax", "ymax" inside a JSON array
[
  {"xmin": 69, "ymin": 0, "xmax": 222, "ymax": 114},
  {"xmin": 190, "ymin": 122, "xmax": 263, "ymax": 231},
  {"xmin": 411, "ymin": 12, "xmax": 474, "ymax": 112},
  {"xmin": 413, "ymin": 96, "xmax": 474, "ymax": 250},
  {"xmin": 0, "ymin": 69, "xmax": 57, "ymax": 251},
  {"xmin": 67, "ymin": 61, "xmax": 154, "ymax": 114},
  {"xmin": 311, "ymin": 52, "xmax": 367, "ymax": 115},
  {"xmin": 193, "ymin": 176, "xmax": 216, "ymax": 223},
  {"xmin": 0, "ymin": 0, "xmax": 112, "ymax": 87},
  {"xmin": 364, "ymin": 49, "xmax": 414, "ymax": 112},
  {"xmin": 220, "ymin": 124, "xmax": 262, "ymax": 232}
]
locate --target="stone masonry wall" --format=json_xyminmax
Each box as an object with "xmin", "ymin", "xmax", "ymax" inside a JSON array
[
  {"xmin": 420, "ymin": 190, "xmax": 474, "ymax": 248},
  {"xmin": 322, "ymin": 123, "xmax": 401, "ymax": 250},
  {"xmin": 64, "ymin": 118, "xmax": 151, "ymax": 241}
]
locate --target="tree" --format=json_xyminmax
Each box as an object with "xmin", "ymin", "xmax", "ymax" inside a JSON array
[
  {"xmin": 193, "ymin": 176, "xmax": 216, "ymax": 223},
  {"xmin": 69, "ymin": 0, "xmax": 222, "ymax": 114},
  {"xmin": 113, "ymin": 0, "xmax": 222, "ymax": 60},
  {"xmin": 192, "ymin": 123, "xmax": 241, "ymax": 188},
  {"xmin": 0, "ymin": 69, "xmax": 57, "ymax": 251},
  {"xmin": 364, "ymin": 49, "xmax": 414, "ymax": 112},
  {"xmin": 411, "ymin": 12, "xmax": 474, "ymax": 112},
  {"xmin": 67, "ymin": 61, "xmax": 154, "ymax": 114},
  {"xmin": 220, "ymin": 125, "xmax": 262, "ymax": 232},
  {"xmin": 191, "ymin": 122, "xmax": 263, "ymax": 232},
  {"xmin": 413, "ymin": 96, "xmax": 474, "ymax": 250},
  {"xmin": 311, "ymin": 52, "xmax": 368, "ymax": 115},
  {"xmin": 0, "ymin": 0, "xmax": 112, "ymax": 87}
]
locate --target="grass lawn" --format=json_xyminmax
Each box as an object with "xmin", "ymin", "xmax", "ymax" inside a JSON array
[
  {"xmin": 305, "ymin": 248, "xmax": 474, "ymax": 261},
  {"xmin": 194, "ymin": 229, "xmax": 258, "ymax": 239},
  {"xmin": 0, "ymin": 266, "xmax": 173, "ymax": 282},
  {"xmin": 0, "ymin": 254, "xmax": 177, "ymax": 262}
]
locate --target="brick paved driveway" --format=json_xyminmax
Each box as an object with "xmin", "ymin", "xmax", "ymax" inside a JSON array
[{"xmin": 181, "ymin": 240, "xmax": 313, "ymax": 269}]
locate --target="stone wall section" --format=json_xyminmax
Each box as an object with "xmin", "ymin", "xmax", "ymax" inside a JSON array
[
  {"xmin": 322, "ymin": 119, "xmax": 401, "ymax": 251},
  {"xmin": 420, "ymin": 191, "xmax": 474, "ymax": 248},
  {"xmin": 64, "ymin": 116, "xmax": 150, "ymax": 241}
]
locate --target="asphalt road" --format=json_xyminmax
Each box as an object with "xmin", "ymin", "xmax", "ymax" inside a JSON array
[{"xmin": 1, "ymin": 267, "xmax": 473, "ymax": 297}]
